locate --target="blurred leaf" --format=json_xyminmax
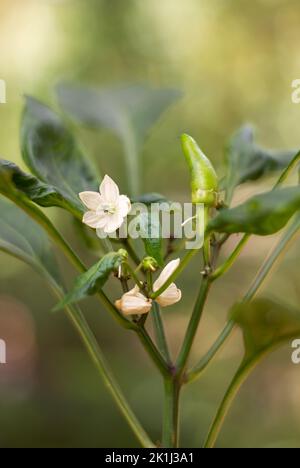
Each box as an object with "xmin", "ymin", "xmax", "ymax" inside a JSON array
[
  {"xmin": 131, "ymin": 193, "xmax": 168, "ymax": 205},
  {"xmin": 225, "ymin": 125, "xmax": 297, "ymax": 196},
  {"xmin": 208, "ymin": 186, "xmax": 300, "ymax": 235},
  {"xmin": 209, "ymin": 298, "xmax": 300, "ymax": 446},
  {"xmin": 232, "ymin": 298, "xmax": 300, "ymax": 364},
  {"xmin": 73, "ymin": 217, "xmax": 103, "ymax": 253},
  {"xmin": 21, "ymin": 96, "xmax": 100, "ymax": 217},
  {"xmin": 135, "ymin": 211, "xmax": 163, "ymax": 266},
  {"xmin": 54, "ymin": 251, "xmax": 126, "ymax": 310},
  {"xmin": 56, "ymin": 83, "xmax": 182, "ymax": 196},
  {"xmin": 0, "ymin": 159, "xmax": 82, "ymax": 217},
  {"xmin": 0, "ymin": 198, "xmax": 61, "ymax": 282}
]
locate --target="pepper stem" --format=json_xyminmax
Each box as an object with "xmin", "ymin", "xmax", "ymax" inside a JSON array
[{"xmin": 203, "ymin": 205, "xmax": 211, "ymax": 266}]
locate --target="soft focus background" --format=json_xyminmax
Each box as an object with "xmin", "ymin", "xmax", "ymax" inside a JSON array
[{"xmin": 1, "ymin": 0, "xmax": 300, "ymax": 448}]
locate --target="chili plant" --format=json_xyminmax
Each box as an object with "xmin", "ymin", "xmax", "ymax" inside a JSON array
[{"xmin": 1, "ymin": 84, "xmax": 300, "ymax": 448}]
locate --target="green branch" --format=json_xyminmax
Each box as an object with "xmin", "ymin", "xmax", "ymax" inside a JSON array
[
  {"xmin": 201, "ymin": 215, "xmax": 300, "ymax": 447},
  {"xmin": 162, "ymin": 378, "xmax": 180, "ymax": 448},
  {"xmin": 48, "ymin": 277, "xmax": 155, "ymax": 448},
  {"xmin": 186, "ymin": 214, "xmax": 300, "ymax": 384},
  {"xmin": 176, "ymin": 277, "xmax": 211, "ymax": 374},
  {"xmin": 210, "ymin": 234, "xmax": 250, "ymax": 281},
  {"xmin": 152, "ymin": 302, "xmax": 172, "ymax": 365}
]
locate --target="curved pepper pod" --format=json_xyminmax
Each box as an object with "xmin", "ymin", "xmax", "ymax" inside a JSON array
[{"xmin": 181, "ymin": 133, "xmax": 219, "ymax": 206}]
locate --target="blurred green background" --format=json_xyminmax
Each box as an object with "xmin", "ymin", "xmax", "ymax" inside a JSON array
[{"xmin": 1, "ymin": 0, "xmax": 300, "ymax": 448}]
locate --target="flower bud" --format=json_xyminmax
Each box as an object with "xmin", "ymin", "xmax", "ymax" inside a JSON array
[
  {"xmin": 115, "ymin": 286, "xmax": 152, "ymax": 316},
  {"xmin": 181, "ymin": 134, "xmax": 219, "ymax": 206},
  {"xmin": 118, "ymin": 249, "xmax": 128, "ymax": 261},
  {"xmin": 142, "ymin": 256, "xmax": 159, "ymax": 272}
]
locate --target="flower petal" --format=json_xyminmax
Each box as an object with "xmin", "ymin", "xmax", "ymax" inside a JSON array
[
  {"xmin": 82, "ymin": 211, "xmax": 102, "ymax": 229},
  {"xmin": 156, "ymin": 283, "xmax": 182, "ymax": 307},
  {"xmin": 103, "ymin": 212, "xmax": 125, "ymax": 234},
  {"xmin": 79, "ymin": 191, "xmax": 102, "ymax": 211},
  {"xmin": 153, "ymin": 258, "xmax": 181, "ymax": 291},
  {"xmin": 117, "ymin": 195, "xmax": 131, "ymax": 217},
  {"xmin": 96, "ymin": 213, "xmax": 111, "ymax": 229},
  {"xmin": 115, "ymin": 287, "xmax": 152, "ymax": 315},
  {"xmin": 100, "ymin": 175, "xmax": 120, "ymax": 203}
]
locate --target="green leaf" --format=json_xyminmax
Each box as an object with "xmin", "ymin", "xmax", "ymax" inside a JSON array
[
  {"xmin": 135, "ymin": 212, "xmax": 163, "ymax": 266},
  {"xmin": 21, "ymin": 96, "xmax": 100, "ymax": 216},
  {"xmin": 204, "ymin": 298, "xmax": 300, "ymax": 448},
  {"xmin": 232, "ymin": 298, "xmax": 300, "ymax": 365},
  {"xmin": 56, "ymin": 83, "xmax": 182, "ymax": 196},
  {"xmin": 0, "ymin": 198, "xmax": 61, "ymax": 282},
  {"xmin": 54, "ymin": 251, "xmax": 127, "ymax": 310},
  {"xmin": 0, "ymin": 159, "xmax": 82, "ymax": 216},
  {"xmin": 208, "ymin": 186, "xmax": 300, "ymax": 235},
  {"xmin": 131, "ymin": 193, "xmax": 168, "ymax": 206},
  {"xmin": 225, "ymin": 125, "xmax": 297, "ymax": 194}
]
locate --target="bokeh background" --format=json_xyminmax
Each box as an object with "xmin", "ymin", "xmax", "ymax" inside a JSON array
[{"xmin": 0, "ymin": 0, "xmax": 300, "ymax": 448}]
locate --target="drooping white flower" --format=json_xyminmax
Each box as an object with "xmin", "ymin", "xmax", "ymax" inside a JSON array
[
  {"xmin": 153, "ymin": 259, "xmax": 182, "ymax": 307},
  {"xmin": 79, "ymin": 175, "xmax": 131, "ymax": 234},
  {"xmin": 115, "ymin": 259, "xmax": 182, "ymax": 316},
  {"xmin": 115, "ymin": 286, "xmax": 152, "ymax": 316}
]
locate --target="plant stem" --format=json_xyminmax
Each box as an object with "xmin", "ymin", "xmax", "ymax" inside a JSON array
[
  {"xmin": 273, "ymin": 149, "xmax": 300, "ymax": 189},
  {"xmin": 186, "ymin": 321, "xmax": 235, "ymax": 383},
  {"xmin": 152, "ymin": 302, "xmax": 172, "ymax": 365},
  {"xmin": 200, "ymin": 216, "xmax": 300, "ymax": 447},
  {"xmin": 203, "ymin": 362, "xmax": 252, "ymax": 449},
  {"xmin": 176, "ymin": 277, "xmax": 211, "ymax": 373},
  {"xmin": 147, "ymin": 270, "xmax": 172, "ymax": 365},
  {"xmin": 203, "ymin": 206, "xmax": 211, "ymax": 266},
  {"xmin": 67, "ymin": 305, "xmax": 154, "ymax": 447},
  {"xmin": 210, "ymin": 234, "xmax": 250, "ymax": 281},
  {"xmin": 162, "ymin": 378, "xmax": 181, "ymax": 447},
  {"xmin": 186, "ymin": 214, "xmax": 300, "ymax": 384},
  {"xmin": 151, "ymin": 249, "xmax": 198, "ymax": 300},
  {"xmin": 126, "ymin": 263, "xmax": 144, "ymax": 289},
  {"xmin": 203, "ymin": 328, "xmax": 300, "ymax": 449},
  {"xmin": 47, "ymin": 277, "xmax": 154, "ymax": 448},
  {"xmin": 243, "ymin": 214, "xmax": 300, "ymax": 303},
  {"xmin": 136, "ymin": 326, "xmax": 170, "ymax": 378}
]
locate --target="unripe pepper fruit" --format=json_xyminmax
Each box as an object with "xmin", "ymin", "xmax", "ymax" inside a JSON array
[
  {"xmin": 181, "ymin": 134, "xmax": 219, "ymax": 207},
  {"xmin": 181, "ymin": 134, "xmax": 219, "ymax": 266}
]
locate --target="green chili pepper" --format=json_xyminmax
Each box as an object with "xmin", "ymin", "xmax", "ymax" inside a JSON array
[{"xmin": 181, "ymin": 134, "xmax": 219, "ymax": 207}]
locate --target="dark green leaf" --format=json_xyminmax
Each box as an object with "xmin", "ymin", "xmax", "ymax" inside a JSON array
[
  {"xmin": 225, "ymin": 125, "xmax": 297, "ymax": 193},
  {"xmin": 21, "ymin": 96, "xmax": 100, "ymax": 216},
  {"xmin": 56, "ymin": 83, "xmax": 182, "ymax": 196},
  {"xmin": 135, "ymin": 212, "xmax": 163, "ymax": 266},
  {"xmin": 131, "ymin": 193, "xmax": 168, "ymax": 205},
  {"xmin": 0, "ymin": 159, "xmax": 81, "ymax": 216},
  {"xmin": 54, "ymin": 251, "xmax": 126, "ymax": 310},
  {"xmin": 0, "ymin": 198, "xmax": 61, "ymax": 282},
  {"xmin": 231, "ymin": 299, "xmax": 300, "ymax": 365},
  {"xmin": 208, "ymin": 186, "xmax": 300, "ymax": 235}
]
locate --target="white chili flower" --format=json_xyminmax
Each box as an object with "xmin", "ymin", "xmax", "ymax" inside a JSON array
[
  {"xmin": 153, "ymin": 258, "xmax": 182, "ymax": 307},
  {"xmin": 79, "ymin": 175, "xmax": 131, "ymax": 234},
  {"xmin": 115, "ymin": 286, "xmax": 152, "ymax": 316},
  {"xmin": 115, "ymin": 259, "xmax": 182, "ymax": 316}
]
